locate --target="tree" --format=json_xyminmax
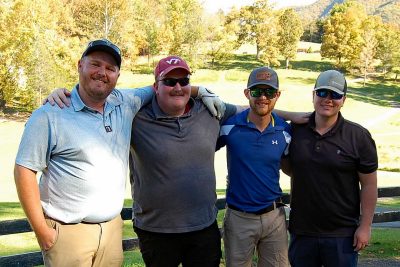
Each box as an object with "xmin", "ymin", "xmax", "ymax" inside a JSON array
[
  {"xmin": 321, "ymin": 1, "xmax": 366, "ymax": 69},
  {"xmin": 278, "ymin": 9, "xmax": 303, "ymax": 69},
  {"xmin": 0, "ymin": 0, "xmax": 78, "ymax": 110},
  {"xmin": 302, "ymin": 19, "xmax": 324, "ymax": 43},
  {"xmin": 161, "ymin": 0, "xmax": 205, "ymax": 65},
  {"xmin": 0, "ymin": 0, "xmax": 20, "ymax": 108},
  {"xmin": 203, "ymin": 11, "xmax": 237, "ymax": 67},
  {"xmin": 68, "ymin": 0, "xmax": 144, "ymax": 68},
  {"xmin": 226, "ymin": 0, "xmax": 278, "ymax": 61},
  {"xmin": 376, "ymin": 23, "xmax": 400, "ymax": 78},
  {"xmin": 358, "ymin": 16, "xmax": 381, "ymax": 86}
]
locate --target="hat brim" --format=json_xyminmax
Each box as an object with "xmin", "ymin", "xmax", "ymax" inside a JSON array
[
  {"xmin": 314, "ymin": 86, "xmax": 345, "ymax": 95},
  {"xmin": 248, "ymin": 82, "xmax": 279, "ymax": 90},
  {"xmin": 83, "ymin": 45, "xmax": 121, "ymax": 68},
  {"xmin": 158, "ymin": 66, "xmax": 191, "ymax": 79}
]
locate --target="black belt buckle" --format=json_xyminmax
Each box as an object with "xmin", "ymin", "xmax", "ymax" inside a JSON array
[{"xmin": 228, "ymin": 198, "xmax": 284, "ymax": 215}]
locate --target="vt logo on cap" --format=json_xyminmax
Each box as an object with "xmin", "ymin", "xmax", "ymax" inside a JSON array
[
  {"xmin": 256, "ymin": 71, "xmax": 272, "ymax": 81},
  {"xmin": 165, "ymin": 58, "xmax": 182, "ymax": 65},
  {"xmin": 155, "ymin": 55, "xmax": 191, "ymax": 80}
]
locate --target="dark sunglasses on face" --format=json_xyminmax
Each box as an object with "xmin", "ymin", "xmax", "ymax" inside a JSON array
[
  {"xmin": 249, "ymin": 87, "xmax": 278, "ymax": 99},
  {"xmin": 315, "ymin": 89, "xmax": 344, "ymax": 100},
  {"xmin": 161, "ymin": 77, "xmax": 190, "ymax": 87}
]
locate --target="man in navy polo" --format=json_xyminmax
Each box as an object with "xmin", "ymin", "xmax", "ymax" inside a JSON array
[
  {"xmin": 287, "ymin": 70, "xmax": 378, "ymax": 267},
  {"xmin": 217, "ymin": 67, "xmax": 290, "ymax": 267}
]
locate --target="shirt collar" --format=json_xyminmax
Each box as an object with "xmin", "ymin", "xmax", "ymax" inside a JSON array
[
  {"xmin": 71, "ymin": 84, "xmax": 122, "ymax": 113},
  {"xmin": 308, "ymin": 111, "xmax": 344, "ymax": 135},
  {"xmin": 151, "ymin": 95, "xmax": 194, "ymax": 119},
  {"xmin": 237, "ymin": 109, "xmax": 277, "ymax": 130}
]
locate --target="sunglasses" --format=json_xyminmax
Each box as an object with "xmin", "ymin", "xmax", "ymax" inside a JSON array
[
  {"xmin": 249, "ymin": 87, "xmax": 278, "ymax": 99},
  {"xmin": 315, "ymin": 89, "xmax": 343, "ymax": 100},
  {"xmin": 161, "ymin": 77, "xmax": 190, "ymax": 87}
]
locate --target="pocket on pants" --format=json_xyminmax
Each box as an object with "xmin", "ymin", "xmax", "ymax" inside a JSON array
[{"xmin": 43, "ymin": 218, "xmax": 60, "ymax": 252}]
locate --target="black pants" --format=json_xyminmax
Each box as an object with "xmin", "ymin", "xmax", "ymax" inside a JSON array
[{"xmin": 134, "ymin": 221, "xmax": 221, "ymax": 267}]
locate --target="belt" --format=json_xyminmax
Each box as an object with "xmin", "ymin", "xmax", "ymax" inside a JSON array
[
  {"xmin": 44, "ymin": 213, "xmax": 109, "ymax": 225},
  {"xmin": 227, "ymin": 198, "xmax": 285, "ymax": 215}
]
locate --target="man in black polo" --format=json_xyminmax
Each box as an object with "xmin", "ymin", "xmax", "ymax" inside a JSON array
[{"xmin": 285, "ymin": 70, "xmax": 378, "ymax": 267}]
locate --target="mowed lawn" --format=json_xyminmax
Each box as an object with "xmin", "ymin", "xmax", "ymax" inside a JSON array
[
  {"xmin": 1, "ymin": 52, "xmax": 400, "ymax": 201},
  {"xmin": 1, "ymin": 52, "xmax": 400, "ymax": 265}
]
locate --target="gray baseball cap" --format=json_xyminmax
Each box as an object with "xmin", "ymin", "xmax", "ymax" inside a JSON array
[
  {"xmin": 247, "ymin": 67, "xmax": 279, "ymax": 90},
  {"xmin": 314, "ymin": 70, "xmax": 347, "ymax": 95}
]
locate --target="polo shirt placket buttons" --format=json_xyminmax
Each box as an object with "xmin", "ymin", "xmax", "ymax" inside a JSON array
[{"xmin": 315, "ymin": 141, "xmax": 321, "ymax": 152}]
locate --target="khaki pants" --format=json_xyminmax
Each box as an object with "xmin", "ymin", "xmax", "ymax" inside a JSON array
[
  {"xmin": 223, "ymin": 207, "xmax": 289, "ymax": 267},
  {"xmin": 42, "ymin": 215, "xmax": 124, "ymax": 267}
]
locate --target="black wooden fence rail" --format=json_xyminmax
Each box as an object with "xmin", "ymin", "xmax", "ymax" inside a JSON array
[{"xmin": 1, "ymin": 187, "xmax": 399, "ymax": 267}]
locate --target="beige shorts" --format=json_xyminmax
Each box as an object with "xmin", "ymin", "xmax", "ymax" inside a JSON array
[
  {"xmin": 223, "ymin": 206, "xmax": 289, "ymax": 267},
  {"xmin": 42, "ymin": 215, "xmax": 124, "ymax": 267}
]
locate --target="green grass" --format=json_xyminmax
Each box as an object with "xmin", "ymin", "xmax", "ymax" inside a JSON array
[
  {"xmin": 191, "ymin": 69, "xmax": 220, "ymax": 83},
  {"xmin": 362, "ymin": 228, "xmax": 400, "ymax": 259},
  {"xmin": 377, "ymin": 197, "xmax": 400, "ymax": 210},
  {"xmin": 349, "ymin": 80, "xmax": 400, "ymax": 108},
  {"xmin": 1, "ymin": 48, "xmax": 399, "ymax": 265},
  {"xmin": 1, "ymin": 198, "xmax": 399, "ymax": 260},
  {"xmin": 224, "ymin": 69, "xmax": 249, "ymax": 82},
  {"xmin": 0, "ymin": 202, "xmax": 26, "ymax": 220}
]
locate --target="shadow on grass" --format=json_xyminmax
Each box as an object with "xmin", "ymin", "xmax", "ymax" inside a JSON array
[
  {"xmin": 289, "ymin": 60, "xmax": 335, "ymax": 72},
  {"xmin": 211, "ymin": 55, "xmax": 266, "ymax": 71},
  {"xmin": 285, "ymin": 77, "xmax": 316, "ymax": 86},
  {"xmin": 0, "ymin": 202, "xmax": 25, "ymax": 220},
  {"xmin": 0, "ymin": 106, "xmax": 31, "ymax": 121},
  {"xmin": 211, "ymin": 55, "xmax": 336, "ymax": 73},
  {"xmin": 347, "ymin": 82, "xmax": 400, "ymax": 108}
]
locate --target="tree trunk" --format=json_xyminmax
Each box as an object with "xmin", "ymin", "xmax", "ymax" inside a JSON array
[
  {"xmin": 363, "ymin": 71, "xmax": 366, "ymax": 87},
  {"xmin": 286, "ymin": 58, "xmax": 289, "ymax": 69},
  {"xmin": 256, "ymin": 45, "xmax": 260, "ymax": 60}
]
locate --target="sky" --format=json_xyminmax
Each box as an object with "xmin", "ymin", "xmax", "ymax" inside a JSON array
[{"xmin": 201, "ymin": 0, "xmax": 318, "ymax": 14}]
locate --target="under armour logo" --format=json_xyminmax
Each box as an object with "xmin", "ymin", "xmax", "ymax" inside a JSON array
[
  {"xmin": 337, "ymin": 150, "xmax": 341, "ymax": 154},
  {"xmin": 272, "ymin": 140, "xmax": 278, "ymax": 145},
  {"xmin": 166, "ymin": 58, "xmax": 181, "ymax": 65},
  {"xmin": 105, "ymin": 126, "xmax": 112, "ymax": 132}
]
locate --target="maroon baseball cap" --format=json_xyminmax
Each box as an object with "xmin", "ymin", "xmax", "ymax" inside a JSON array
[{"xmin": 154, "ymin": 56, "xmax": 191, "ymax": 80}]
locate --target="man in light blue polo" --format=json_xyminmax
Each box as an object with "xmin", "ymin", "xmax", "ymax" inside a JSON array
[{"xmin": 14, "ymin": 39, "xmax": 154, "ymax": 267}]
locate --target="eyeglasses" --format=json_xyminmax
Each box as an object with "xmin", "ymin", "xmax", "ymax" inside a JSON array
[
  {"xmin": 161, "ymin": 77, "xmax": 190, "ymax": 87},
  {"xmin": 249, "ymin": 87, "xmax": 278, "ymax": 99},
  {"xmin": 315, "ymin": 89, "xmax": 343, "ymax": 100}
]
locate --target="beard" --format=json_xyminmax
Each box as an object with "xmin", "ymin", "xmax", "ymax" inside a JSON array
[{"xmin": 250, "ymin": 101, "xmax": 274, "ymax": 117}]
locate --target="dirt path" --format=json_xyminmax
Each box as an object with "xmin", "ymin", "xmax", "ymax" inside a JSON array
[
  {"xmin": 363, "ymin": 108, "xmax": 400, "ymax": 128},
  {"xmin": 359, "ymin": 258, "xmax": 400, "ymax": 266}
]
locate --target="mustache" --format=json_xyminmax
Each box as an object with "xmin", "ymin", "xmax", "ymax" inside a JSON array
[
  {"xmin": 92, "ymin": 74, "xmax": 108, "ymax": 83},
  {"xmin": 170, "ymin": 90, "xmax": 185, "ymax": 96}
]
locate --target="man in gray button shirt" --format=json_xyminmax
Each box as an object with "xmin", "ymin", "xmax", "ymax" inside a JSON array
[{"xmin": 130, "ymin": 56, "xmax": 238, "ymax": 267}]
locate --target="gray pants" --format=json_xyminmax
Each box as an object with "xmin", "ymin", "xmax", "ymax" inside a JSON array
[{"xmin": 223, "ymin": 207, "xmax": 289, "ymax": 267}]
